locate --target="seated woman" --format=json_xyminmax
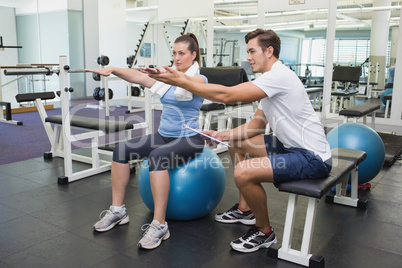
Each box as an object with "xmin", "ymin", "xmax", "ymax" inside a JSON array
[{"xmin": 87, "ymin": 33, "xmax": 206, "ymax": 250}]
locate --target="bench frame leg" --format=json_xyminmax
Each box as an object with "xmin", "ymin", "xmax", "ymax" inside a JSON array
[
  {"xmin": 384, "ymin": 100, "xmax": 390, "ymax": 118},
  {"xmin": 0, "ymin": 101, "xmax": 22, "ymax": 125},
  {"xmin": 277, "ymin": 194, "xmax": 319, "ymax": 267},
  {"xmin": 333, "ymin": 168, "xmax": 359, "ymax": 207}
]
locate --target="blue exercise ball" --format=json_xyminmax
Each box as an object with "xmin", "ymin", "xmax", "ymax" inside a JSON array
[
  {"xmin": 138, "ymin": 147, "xmax": 226, "ymax": 220},
  {"xmin": 327, "ymin": 123, "xmax": 385, "ymax": 184},
  {"xmin": 381, "ymin": 88, "xmax": 393, "ymax": 105}
]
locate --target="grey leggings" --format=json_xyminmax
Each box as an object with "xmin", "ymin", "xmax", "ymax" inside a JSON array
[{"xmin": 113, "ymin": 132, "xmax": 205, "ymax": 171}]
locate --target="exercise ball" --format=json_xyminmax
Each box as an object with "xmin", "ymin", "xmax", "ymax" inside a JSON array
[
  {"xmin": 327, "ymin": 123, "xmax": 385, "ymax": 184},
  {"xmin": 381, "ymin": 88, "xmax": 393, "ymax": 105},
  {"xmin": 138, "ymin": 147, "xmax": 226, "ymax": 220}
]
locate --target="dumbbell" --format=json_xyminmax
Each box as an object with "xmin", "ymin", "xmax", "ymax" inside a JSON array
[
  {"xmin": 131, "ymin": 86, "xmax": 141, "ymax": 96},
  {"xmin": 98, "ymin": 88, "xmax": 114, "ymax": 101},
  {"xmin": 93, "ymin": 87, "xmax": 102, "ymax": 100},
  {"xmin": 92, "ymin": 72, "xmax": 101, "ymax": 81},
  {"xmin": 97, "ymin": 55, "xmax": 109, "ymax": 66}
]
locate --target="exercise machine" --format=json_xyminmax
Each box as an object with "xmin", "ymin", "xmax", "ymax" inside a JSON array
[
  {"xmin": 0, "ymin": 36, "xmax": 23, "ymax": 125},
  {"xmin": 4, "ymin": 56, "xmax": 152, "ymax": 184}
]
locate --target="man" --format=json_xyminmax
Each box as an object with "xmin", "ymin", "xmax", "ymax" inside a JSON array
[{"xmin": 144, "ymin": 28, "xmax": 332, "ymax": 253}]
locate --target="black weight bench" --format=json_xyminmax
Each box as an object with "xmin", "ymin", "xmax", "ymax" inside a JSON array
[
  {"xmin": 339, "ymin": 102, "xmax": 380, "ymax": 129},
  {"xmin": 16, "ymin": 92, "xmax": 135, "ymax": 134},
  {"xmin": 267, "ymin": 148, "xmax": 367, "ymax": 267},
  {"xmin": 45, "ymin": 115, "xmax": 134, "ymax": 134},
  {"xmin": 15, "ymin": 91, "xmax": 56, "ymax": 103}
]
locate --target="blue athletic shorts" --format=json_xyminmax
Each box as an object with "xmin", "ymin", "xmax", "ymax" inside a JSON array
[{"xmin": 264, "ymin": 135, "xmax": 332, "ymax": 184}]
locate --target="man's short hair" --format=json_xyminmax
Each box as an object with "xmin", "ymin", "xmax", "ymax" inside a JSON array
[{"xmin": 245, "ymin": 29, "xmax": 281, "ymax": 58}]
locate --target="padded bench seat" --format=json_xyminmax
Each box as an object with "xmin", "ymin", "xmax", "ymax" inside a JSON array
[
  {"xmin": 339, "ymin": 102, "xmax": 380, "ymax": 129},
  {"xmin": 45, "ymin": 115, "xmax": 134, "ymax": 134},
  {"xmin": 339, "ymin": 102, "xmax": 380, "ymax": 117},
  {"xmin": 268, "ymin": 148, "xmax": 367, "ymax": 267},
  {"xmin": 16, "ymin": 92, "xmax": 56, "ymax": 102},
  {"xmin": 277, "ymin": 158, "xmax": 354, "ymax": 199}
]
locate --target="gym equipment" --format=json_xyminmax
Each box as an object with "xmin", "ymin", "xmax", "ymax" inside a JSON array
[
  {"xmin": 127, "ymin": 22, "xmax": 149, "ymax": 69},
  {"xmin": 339, "ymin": 103, "xmax": 380, "ymax": 129},
  {"xmin": 93, "ymin": 87, "xmax": 113, "ymax": 101},
  {"xmin": 377, "ymin": 131, "xmax": 402, "ymax": 166},
  {"xmin": 383, "ymin": 94, "xmax": 392, "ymax": 119},
  {"xmin": 98, "ymin": 88, "xmax": 113, "ymax": 101},
  {"xmin": 4, "ymin": 55, "xmax": 153, "ymax": 184},
  {"xmin": 138, "ymin": 147, "xmax": 226, "ymax": 220},
  {"xmin": 381, "ymin": 87, "xmax": 392, "ymax": 105},
  {"xmin": 97, "ymin": 55, "xmax": 109, "ymax": 66},
  {"xmin": 326, "ymin": 123, "xmax": 385, "ymax": 185},
  {"xmin": 92, "ymin": 72, "xmax": 101, "ymax": 81},
  {"xmin": 0, "ymin": 36, "xmax": 23, "ymax": 125},
  {"xmin": 360, "ymin": 60, "xmax": 380, "ymax": 98},
  {"xmin": 268, "ymin": 148, "xmax": 367, "ymax": 267},
  {"xmin": 0, "ymin": 101, "xmax": 22, "ymax": 125},
  {"xmin": 162, "ymin": 19, "xmax": 189, "ymax": 62},
  {"xmin": 93, "ymin": 87, "xmax": 101, "ymax": 100},
  {"xmin": 131, "ymin": 86, "xmax": 142, "ymax": 97},
  {"xmin": 331, "ymin": 66, "xmax": 361, "ymax": 112},
  {"xmin": 332, "ymin": 66, "xmax": 361, "ymax": 84}
]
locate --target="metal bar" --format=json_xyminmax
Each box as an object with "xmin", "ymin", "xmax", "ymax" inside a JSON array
[
  {"xmin": 67, "ymin": 69, "xmax": 86, "ymax": 73},
  {"xmin": 0, "ymin": 45, "xmax": 23, "ymax": 49},
  {"xmin": 1, "ymin": 75, "xmax": 28, "ymax": 88},
  {"xmin": 4, "ymin": 68, "xmax": 54, "ymax": 76}
]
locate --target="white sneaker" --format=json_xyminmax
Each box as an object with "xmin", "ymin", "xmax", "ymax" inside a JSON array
[
  {"xmin": 93, "ymin": 205, "xmax": 130, "ymax": 232},
  {"xmin": 137, "ymin": 220, "xmax": 170, "ymax": 249}
]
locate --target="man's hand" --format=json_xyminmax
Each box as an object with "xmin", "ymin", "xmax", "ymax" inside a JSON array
[
  {"xmin": 146, "ymin": 65, "xmax": 186, "ymax": 87},
  {"xmin": 201, "ymin": 130, "xmax": 229, "ymax": 147}
]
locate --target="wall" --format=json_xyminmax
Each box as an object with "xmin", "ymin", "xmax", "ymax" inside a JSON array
[
  {"xmin": 12, "ymin": 0, "xmax": 85, "ymax": 99},
  {"xmin": 0, "ymin": 7, "xmax": 19, "ymax": 107}
]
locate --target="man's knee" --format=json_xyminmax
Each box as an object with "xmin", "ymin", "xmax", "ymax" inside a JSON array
[{"xmin": 233, "ymin": 165, "xmax": 251, "ymax": 189}]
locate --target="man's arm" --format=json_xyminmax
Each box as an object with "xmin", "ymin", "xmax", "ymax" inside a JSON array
[
  {"xmin": 147, "ymin": 65, "xmax": 266, "ymax": 104},
  {"xmin": 203, "ymin": 109, "xmax": 267, "ymax": 144}
]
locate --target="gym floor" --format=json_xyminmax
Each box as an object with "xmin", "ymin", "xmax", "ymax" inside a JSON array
[{"xmin": 0, "ymin": 142, "xmax": 401, "ymax": 267}]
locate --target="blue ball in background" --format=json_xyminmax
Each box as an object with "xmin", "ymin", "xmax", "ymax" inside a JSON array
[
  {"xmin": 381, "ymin": 88, "xmax": 393, "ymax": 105},
  {"xmin": 138, "ymin": 147, "xmax": 226, "ymax": 220},
  {"xmin": 327, "ymin": 123, "xmax": 385, "ymax": 185}
]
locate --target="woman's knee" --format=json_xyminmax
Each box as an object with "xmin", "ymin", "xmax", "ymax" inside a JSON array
[
  {"xmin": 112, "ymin": 142, "xmax": 129, "ymax": 163},
  {"xmin": 148, "ymin": 150, "xmax": 169, "ymax": 171}
]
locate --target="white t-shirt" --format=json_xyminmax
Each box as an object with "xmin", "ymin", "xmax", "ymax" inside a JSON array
[{"xmin": 252, "ymin": 61, "xmax": 331, "ymax": 162}]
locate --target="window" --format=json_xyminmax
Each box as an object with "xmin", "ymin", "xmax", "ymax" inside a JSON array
[{"xmin": 300, "ymin": 38, "xmax": 391, "ymax": 79}]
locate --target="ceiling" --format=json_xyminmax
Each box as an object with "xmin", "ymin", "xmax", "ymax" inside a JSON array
[{"xmin": 126, "ymin": 0, "xmax": 402, "ymax": 32}]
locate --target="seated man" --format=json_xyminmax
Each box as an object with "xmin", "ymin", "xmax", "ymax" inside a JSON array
[{"xmin": 143, "ymin": 28, "xmax": 332, "ymax": 253}]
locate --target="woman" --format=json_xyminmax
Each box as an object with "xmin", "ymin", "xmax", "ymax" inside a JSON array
[{"xmin": 87, "ymin": 33, "xmax": 206, "ymax": 250}]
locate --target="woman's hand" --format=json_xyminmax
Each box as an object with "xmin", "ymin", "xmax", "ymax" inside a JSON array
[
  {"xmin": 140, "ymin": 66, "xmax": 167, "ymax": 75},
  {"xmin": 85, "ymin": 66, "xmax": 114, "ymax": 77},
  {"xmin": 146, "ymin": 65, "xmax": 186, "ymax": 87}
]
